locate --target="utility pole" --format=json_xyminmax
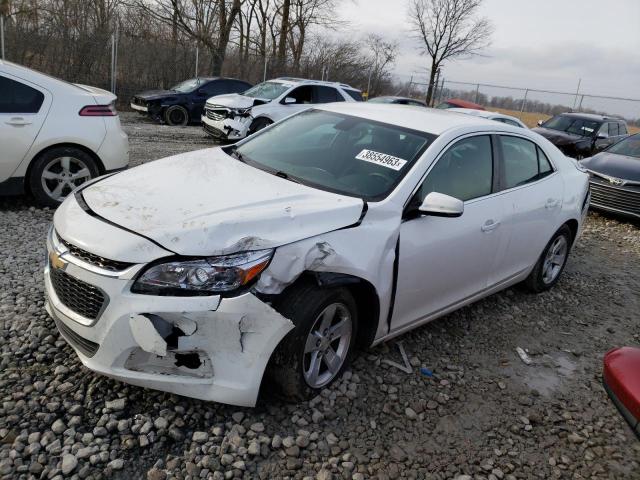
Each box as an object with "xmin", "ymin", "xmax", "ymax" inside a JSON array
[
  {"xmin": 572, "ymin": 78, "xmax": 581, "ymax": 111},
  {"xmin": 195, "ymin": 46, "xmax": 199, "ymax": 77},
  {"xmin": 0, "ymin": 0, "xmax": 8, "ymax": 61},
  {"xmin": 263, "ymin": 55, "xmax": 268, "ymax": 82},
  {"xmin": 0, "ymin": 14, "xmax": 5, "ymax": 60}
]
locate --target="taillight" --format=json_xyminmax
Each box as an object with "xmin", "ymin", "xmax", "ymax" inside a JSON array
[{"xmin": 79, "ymin": 103, "xmax": 118, "ymax": 116}]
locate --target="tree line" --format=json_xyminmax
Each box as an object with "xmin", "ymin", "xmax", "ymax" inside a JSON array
[{"xmin": 1, "ymin": 0, "xmax": 398, "ymax": 99}]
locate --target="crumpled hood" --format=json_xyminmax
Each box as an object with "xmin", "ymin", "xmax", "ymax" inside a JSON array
[
  {"xmin": 206, "ymin": 93, "xmax": 266, "ymax": 109},
  {"xmin": 533, "ymin": 127, "xmax": 587, "ymax": 146},
  {"xmin": 80, "ymin": 148, "xmax": 365, "ymax": 256},
  {"xmin": 134, "ymin": 89, "xmax": 182, "ymax": 101},
  {"xmin": 581, "ymin": 152, "xmax": 640, "ymax": 183}
]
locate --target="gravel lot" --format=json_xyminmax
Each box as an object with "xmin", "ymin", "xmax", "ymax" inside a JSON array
[{"xmin": 1, "ymin": 112, "xmax": 639, "ymax": 480}]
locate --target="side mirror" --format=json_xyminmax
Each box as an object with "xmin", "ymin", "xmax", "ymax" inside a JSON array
[
  {"xmin": 597, "ymin": 132, "xmax": 608, "ymax": 139},
  {"xmin": 537, "ymin": 120, "xmax": 544, "ymax": 127},
  {"xmin": 284, "ymin": 97, "xmax": 297, "ymax": 105},
  {"xmin": 419, "ymin": 192, "xmax": 464, "ymax": 217},
  {"xmin": 196, "ymin": 89, "xmax": 207, "ymax": 96}
]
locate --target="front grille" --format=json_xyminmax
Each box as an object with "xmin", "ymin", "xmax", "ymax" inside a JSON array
[
  {"xmin": 59, "ymin": 237, "xmax": 133, "ymax": 272},
  {"xmin": 132, "ymin": 96, "xmax": 146, "ymax": 106},
  {"xmin": 53, "ymin": 316, "xmax": 99, "ymax": 358},
  {"xmin": 205, "ymin": 105, "xmax": 229, "ymax": 121},
  {"xmin": 50, "ymin": 268, "xmax": 107, "ymax": 320},
  {"xmin": 589, "ymin": 178, "xmax": 640, "ymax": 217}
]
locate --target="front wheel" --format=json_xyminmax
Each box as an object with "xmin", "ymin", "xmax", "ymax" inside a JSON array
[
  {"xmin": 523, "ymin": 225, "xmax": 572, "ymax": 293},
  {"xmin": 29, "ymin": 147, "xmax": 99, "ymax": 207},
  {"xmin": 267, "ymin": 284, "xmax": 358, "ymax": 401},
  {"xmin": 164, "ymin": 105, "xmax": 189, "ymax": 126}
]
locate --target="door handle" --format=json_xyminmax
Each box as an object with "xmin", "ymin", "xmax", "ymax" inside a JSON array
[
  {"xmin": 5, "ymin": 117, "xmax": 32, "ymax": 126},
  {"xmin": 545, "ymin": 198, "xmax": 560, "ymax": 209},
  {"xmin": 481, "ymin": 220, "xmax": 500, "ymax": 232}
]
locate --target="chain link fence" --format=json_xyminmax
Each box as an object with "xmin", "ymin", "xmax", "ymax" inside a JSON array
[{"xmin": 407, "ymin": 78, "xmax": 640, "ymax": 129}]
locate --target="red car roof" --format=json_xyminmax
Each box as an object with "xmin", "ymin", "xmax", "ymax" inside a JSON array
[
  {"xmin": 441, "ymin": 98, "xmax": 486, "ymax": 110},
  {"xmin": 603, "ymin": 347, "xmax": 640, "ymax": 433}
]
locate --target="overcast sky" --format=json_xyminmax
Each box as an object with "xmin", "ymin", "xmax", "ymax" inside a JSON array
[{"xmin": 336, "ymin": 0, "xmax": 640, "ymax": 115}]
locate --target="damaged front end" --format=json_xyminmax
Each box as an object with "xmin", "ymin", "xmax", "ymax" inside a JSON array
[
  {"xmin": 202, "ymin": 104, "xmax": 253, "ymax": 140},
  {"xmin": 44, "ymin": 228, "xmax": 293, "ymax": 407}
]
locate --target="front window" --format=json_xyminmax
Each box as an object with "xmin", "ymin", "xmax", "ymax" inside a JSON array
[
  {"xmin": 170, "ymin": 78, "xmax": 202, "ymax": 93},
  {"xmin": 231, "ymin": 110, "xmax": 436, "ymax": 200},
  {"xmin": 606, "ymin": 134, "xmax": 640, "ymax": 158},
  {"xmin": 542, "ymin": 115, "xmax": 601, "ymax": 137},
  {"xmin": 243, "ymin": 81, "xmax": 290, "ymax": 100}
]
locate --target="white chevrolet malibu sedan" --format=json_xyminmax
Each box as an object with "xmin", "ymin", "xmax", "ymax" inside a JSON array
[{"xmin": 45, "ymin": 103, "xmax": 590, "ymax": 406}]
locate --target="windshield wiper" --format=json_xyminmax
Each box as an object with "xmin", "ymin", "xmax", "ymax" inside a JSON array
[
  {"xmin": 227, "ymin": 145, "xmax": 247, "ymax": 163},
  {"xmin": 274, "ymin": 171, "xmax": 300, "ymax": 184}
]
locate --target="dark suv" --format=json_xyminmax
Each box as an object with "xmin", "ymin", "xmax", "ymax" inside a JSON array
[
  {"xmin": 130, "ymin": 77, "xmax": 252, "ymax": 126},
  {"xmin": 533, "ymin": 113, "xmax": 628, "ymax": 159}
]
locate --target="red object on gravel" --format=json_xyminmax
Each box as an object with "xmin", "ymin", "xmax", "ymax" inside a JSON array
[{"xmin": 603, "ymin": 347, "xmax": 640, "ymax": 437}]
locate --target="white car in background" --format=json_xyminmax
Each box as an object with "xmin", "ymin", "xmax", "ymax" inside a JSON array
[
  {"xmin": 0, "ymin": 60, "xmax": 129, "ymax": 206},
  {"xmin": 448, "ymin": 107, "xmax": 528, "ymax": 128},
  {"xmin": 45, "ymin": 104, "xmax": 589, "ymax": 407},
  {"xmin": 201, "ymin": 77, "xmax": 363, "ymax": 141}
]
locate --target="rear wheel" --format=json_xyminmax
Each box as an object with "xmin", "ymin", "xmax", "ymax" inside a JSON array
[
  {"xmin": 164, "ymin": 105, "xmax": 189, "ymax": 126},
  {"xmin": 267, "ymin": 283, "xmax": 358, "ymax": 401},
  {"xmin": 248, "ymin": 117, "xmax": 273, "ymax": 135},
  {"xmin": 29, "ymin": 147, "xmax": 99, "ymax": 207},
  {"xmin": 524, "ymin": 225, "xmax": 572, "ymax": 292}
]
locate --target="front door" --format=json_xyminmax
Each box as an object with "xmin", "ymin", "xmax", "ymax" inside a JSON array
[{"xmin": 391, "ymin": 134, "xmax": 507, "ymax": 331}]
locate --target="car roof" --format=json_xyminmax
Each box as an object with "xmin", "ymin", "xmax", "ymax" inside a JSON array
[
  {"xmin": 560, "ymin": 112, "xmax": 623, "ymax": 122},
  {"xmin": 318, "ymin": 102, "xmax": 505, "ymax": 135},
  {"xmin": 272, "ymin": 77, "xmax": 359, "ymax": 91},
  {"xmin": 441, "ymin": 98, "xmax": 485, "ymax": 110},
  {"xmin": 0, "ymin": 60, "xmax": 90, "ymax": 94},
  {"xmin": 448, "ymin": 107, "xmax": 522, "ymax": 121},
  {"xmin": 372, "ymin": 96, "xmax": 425, "ymax": 102}
]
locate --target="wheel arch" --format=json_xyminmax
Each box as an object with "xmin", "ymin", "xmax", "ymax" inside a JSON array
[
  {"xmin": 268, "ymin": 271, "xmax": 381, "ymax": 350},
  {"xmin": 564, "ymin": 218, "xmax": 579, "ymax": 245},
  {"xmin": 24, "ymin": 143, "xmax": 105, "ymax": 194}
]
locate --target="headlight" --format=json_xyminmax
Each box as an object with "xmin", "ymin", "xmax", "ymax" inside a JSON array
[
  {"xmin": 232, "ymin": 107, "xmax": 252, "ymax": 116},
  {"xmin": 132, "ymin": 249, "xmax": 273, "ymax": 296}
]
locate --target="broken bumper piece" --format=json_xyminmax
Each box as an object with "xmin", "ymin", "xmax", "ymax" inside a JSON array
[
  {"xmin": 44, "ymin": 254, "xmax": 293, "ymax": 407},
  {"xmin": 201, "ymin": 115, "xmax": 250, "ymax": 141}
]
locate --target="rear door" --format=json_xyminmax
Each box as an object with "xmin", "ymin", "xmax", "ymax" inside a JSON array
[
  {"xmin": 493, "ymin": 135, "xmax": 563, "ymax": 281},
  {"xmin": 0, "ymin": 74, "xmax": 51, "ymax": 182}
]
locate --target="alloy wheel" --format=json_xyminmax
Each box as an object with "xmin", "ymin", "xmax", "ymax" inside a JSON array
[
  {"xmin": 542, "ymin": 235, "xmax": 568, "ymax": 284},
  {"xmin": 303, "ymin": 302, "xmax": 352, "ymax": 388},
  {"xmin": 41, "ymin": 156, "xmax": 92, "ymax": 202}
]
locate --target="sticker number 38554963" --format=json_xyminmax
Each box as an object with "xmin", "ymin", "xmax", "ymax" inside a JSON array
[{"xmin": 355, "ymin": 149, "xmax": 407, "ymax": 171}]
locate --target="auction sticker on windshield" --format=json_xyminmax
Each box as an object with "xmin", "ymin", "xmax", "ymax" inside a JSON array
[{"xmin": 356, "ymin": 149, "xmax": 407, "ymax": 171}]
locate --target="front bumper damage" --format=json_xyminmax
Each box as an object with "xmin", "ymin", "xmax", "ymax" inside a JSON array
[
  {"xmin": 44, "ymin": 232, "xmax": 293, "ymax": 407},
  {"xmin": 201, "ymin": 111, "xmax": 252, "ymax": 141}
]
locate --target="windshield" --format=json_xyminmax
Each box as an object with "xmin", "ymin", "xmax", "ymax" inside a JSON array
[
  {"xmin": 606, "ymin": 134, "xmax": 640, "ymax": 158},
  {"xmin": 170, "ymin": 78, "xmax": 202, "ymax": 93},
  {"xmin": 233, "ymin": 110, "xmax": 436, "ymax": 200},
  {"xmin": 542, "ymin": 115, "xmax": 601, "ymax": 137},
  {"xmin": 243, "ymin": 81, "xmax": 290, "ymax": 100}
]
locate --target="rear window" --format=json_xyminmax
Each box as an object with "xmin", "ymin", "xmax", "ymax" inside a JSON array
[
  {"xmin": 344, "ymin": 89, "xmax": 363, "ymax": 102},
  {"xmin": 233, "ymin": 109, "xmax": 436, "ymax": 200},
  {"xmin": 0, "ymin": 76, "xmax": 45, "ymax": 113}
]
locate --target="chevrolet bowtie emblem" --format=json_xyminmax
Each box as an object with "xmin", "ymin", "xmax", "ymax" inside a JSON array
[
  {"xmin": 49, "ymin": 251, "xmax": 66, "ymax": 270},
  {"xmin": 608, "ymin": 177, "xmax": 626, "ymax": 186}
]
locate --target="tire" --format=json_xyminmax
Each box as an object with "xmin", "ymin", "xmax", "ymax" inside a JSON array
[
  {"xmin": 29, "ymin": 147, "xmax": 99, "ymax": 207},
  {"xmin": 248, "ymin": 117, "xmax": 273, "ymax": 135},
  {"xmin": 267, "ymin": 283, "xmax": 358, "ymax": 402},
  {"xmin": 523, "ymin": 225, "xmax": 572, "ymax": 293},
  {"xmin": 164, "ymin": 105, "xmax": 189, "ymax": 126}
]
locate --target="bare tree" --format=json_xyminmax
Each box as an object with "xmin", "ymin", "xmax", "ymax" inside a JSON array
[
  {"xmin": 408, "ymin": 0, "xmax": 492, "ymax": 105},
  {"xmin": 365, "ymin": 34, "xmax": 397, "ymax": 97},
  {"xmin": 135, "ymin": 0, "xmax": 243, "ymax": 75}
]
